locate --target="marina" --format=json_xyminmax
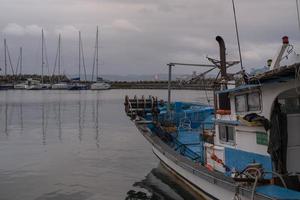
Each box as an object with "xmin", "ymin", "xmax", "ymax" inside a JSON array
[{"xmin": 1, "ymin": 0, "xmax": 300, "ymax": 199}]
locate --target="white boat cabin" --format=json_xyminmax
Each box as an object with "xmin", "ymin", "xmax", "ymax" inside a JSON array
[{"xmin": 211, "ymin": 63, "xmax": 300, "ymax": 177}]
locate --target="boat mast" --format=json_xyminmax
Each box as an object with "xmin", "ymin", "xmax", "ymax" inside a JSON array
[
  {"xmin": 4, "ymin": 39, "xmax": 7, "ymax": 75},
  {"xmin": 58, "ymin": 34, "xmax": 61, "ymax": 81},
  {"xmin": 231, "ymin": 0, "xmax": 245, "ymax": 80},
  {"xmin": 79, "ymin": 31, "xmax": 81, "ymax": 81},
  {"xmin": 96, "ymin": 26, "xmax": 99, "ymax": 81},
  {"xmin": 20, "ymin": 47, "xmax": 22, "ymax": 75},
  {"xmin": 41, "ymin": 29, "xmax": 44, "ymax": 84}
]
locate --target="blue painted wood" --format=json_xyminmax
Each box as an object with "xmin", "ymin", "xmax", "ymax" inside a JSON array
[
  {"xmin": 256, "ymin": 185, "xmax": 300, "ymax": 199},
  {"xmin": 224, "ymin": 148, "xmax": 272, "ymax": 177}
]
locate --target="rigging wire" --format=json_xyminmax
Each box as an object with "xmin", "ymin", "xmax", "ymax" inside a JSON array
[
  {"xmin": 6, "ymin": 44, "xmax": 15, "ymax": 75},
  {"xmin": 80, "ymin": 35, "xmax": 87, "ymax": 82},
  {"xmin": 15, "ymin": 50, "xmax": 21, "ymax": 75},
  {"xmin": 91, "ymin": 37, "xmax": 97, "ymax": 82},
  {"xmin": 52, "ymin": 38, "xmax": 60, "ymax": 76},
  {"xmin": 231, "ymin": 0, "xmax": 245, "ymax": 79}
]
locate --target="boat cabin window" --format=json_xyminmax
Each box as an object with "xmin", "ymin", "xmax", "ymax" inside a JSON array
[
  {"xmin": 219, "ymin": 125, "xmax": 235, "ymax": 144},
  {"xmin": 235, "ymin": 95, "xmax": 247, "ymax": 112},
  {"xmin": 218, "ymin": 92, "xmax": 231, "ymax": 110},
  {"xmin": 235, "ymin": 91, "xmax": 261, "ymax": 113}
]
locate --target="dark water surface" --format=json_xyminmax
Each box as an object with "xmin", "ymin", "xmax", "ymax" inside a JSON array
[{"xmin": 0, "ymin": 90, "xmax": 211, "ymax": 200}]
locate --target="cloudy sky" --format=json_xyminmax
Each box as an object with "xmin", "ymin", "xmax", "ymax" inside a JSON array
[{"xmin": 0, "ymin": 0, "xmax": 299, "ymax": 77}]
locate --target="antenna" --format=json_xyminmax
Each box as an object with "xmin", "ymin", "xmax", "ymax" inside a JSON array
[
  {"xmin": 296, "ymin": 0, "xmax": 300, "ymax": 34},
  {"xmin": 231, "ymin": 0, "xmax": 246, "ymax": 79}
]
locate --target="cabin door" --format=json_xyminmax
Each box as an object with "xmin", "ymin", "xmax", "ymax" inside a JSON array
[
  {"xmin": 277, "ymin": 89, "xmax": 300, "ymax": 173},
  {"xmin": 287, "ymin": 114, "xmax": 300, "ymax": 173}
]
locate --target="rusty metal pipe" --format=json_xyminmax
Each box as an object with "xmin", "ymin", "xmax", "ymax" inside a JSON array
[{"xmin": 216, "ymin": 36, "xmax": 227, "ymax": 80}]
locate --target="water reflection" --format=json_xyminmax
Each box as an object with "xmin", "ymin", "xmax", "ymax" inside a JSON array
[
  {"xmin": 0, "ymin": 90, "xmax": 209, "ymax": 200},
  {"xmin": 0, "ymin": 91, "xmax": 103, "ymax": 146},
  {"xmin": 126, "ymin": 164, "xmax": 203, "ymax": 200}
]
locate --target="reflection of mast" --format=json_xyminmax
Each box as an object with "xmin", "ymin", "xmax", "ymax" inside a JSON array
[
  {"xmin": 95, "ymin": 92, "xmax": 100, "ymax": 148},
  {"xmin": 42, "ymin": 103, "xmax": 46, "ymax": 145},
  {"xmin": 41, "ymin": 100, "xmax": 49, "ymax": 146},
  {"xmin": 4, "ymin": 102, "xmax": 8, "ymax": 136},
  {"xmin": 78, "ymin": 100, "xmax": 82, "ymax": 142},
  {"xmin": 58, "ymin": 100, "xmax": 62, "ymax": 141},
  {"xmin": 20, "ymin": 101, "xmax": 24, "ymax": 134}
]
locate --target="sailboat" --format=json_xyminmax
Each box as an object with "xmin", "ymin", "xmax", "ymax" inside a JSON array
[
  {"xmin": 51, "ymin": 34, "xmax": 71, "ymax": 90},
  {"xmin": 26, "ymin": 29, "xmax": 50, "ymax": 90},
  {"xmin": 90, "ymin": 27, "xmax": 111, "ymax": 90},
  {"xmin": 14, "ymin": 47, "xmax": 27, "ymax": 89},
  {"xmin": 69, "ymin": 31, "xmax": 88, "ymax": 90}
]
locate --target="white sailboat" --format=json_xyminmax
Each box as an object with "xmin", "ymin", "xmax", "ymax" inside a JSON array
[
  {"xmin": 51, "ymin": 34, "xmax": 71, "ymax": 90},
  {"xmin": 26, "ymin": 29, "xmax": 50, "ymax": 90},
  {"xmin": 69, "ymin": 31, "xmax": 88, "ymax": 90},
  {"xmin": 14, "ymin": 47, "xmax": 27, "ymax": 89},
  {"xmin": 90, "ymin": 27, "xmax": 111, "ymax": 90}
]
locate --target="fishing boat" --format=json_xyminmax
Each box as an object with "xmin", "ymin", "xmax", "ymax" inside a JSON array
[
  {"xmin": 124, "ymin": 36, "xmax": 300, "ymax": 199},
  {"xmin": 90, "ymin": 27, "xmax": 111, "ymax": 90}
]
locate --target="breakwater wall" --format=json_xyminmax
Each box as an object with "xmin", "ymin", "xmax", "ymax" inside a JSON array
[{"xmin": 111, "ymin": 80, "xmax": 214, "ymax": 90}]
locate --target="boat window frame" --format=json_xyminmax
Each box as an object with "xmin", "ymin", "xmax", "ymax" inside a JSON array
[
  {"xmin": 234, "ymin": 90, "xmax": 262, "ymax": 113},
  {"xmin": 218, "ymin": 124, "xmax": 235, "ymax": 145}
]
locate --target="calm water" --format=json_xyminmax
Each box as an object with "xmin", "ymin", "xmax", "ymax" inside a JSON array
[{"xmin": 0, "ymin": 89, "xmax": 211, "ymax": 200}]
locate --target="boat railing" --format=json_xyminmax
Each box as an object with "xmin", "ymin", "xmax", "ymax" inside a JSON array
[{"xmin": 152, "ymin": 123, "xmax": 211, "ymax": 164}]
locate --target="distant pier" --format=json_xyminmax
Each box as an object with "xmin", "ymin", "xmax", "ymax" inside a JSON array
[{"xmin": 0, "ymin": 75, "xmax": 215, "ymax": 90}]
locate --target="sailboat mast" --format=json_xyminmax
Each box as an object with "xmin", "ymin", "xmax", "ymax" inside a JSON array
[
  {"xmin": 20, "ymin": 47, "xmax": 22, "ymax": 75},
  {"xmin": 4, "ymin": 39, "xmax": 7, "ymax": 75},
  {"xmin": 96, "ymin": 26, "xmax": 99, "ymax": 80},
  {"xmin": 41, "ymin": 29, "xmax": 44, "ymax": 84},
  {"xmin": 79, "ymin": 31, "xmax": 81, "ymax": 81},
  {"xmin": 58, "ymin": 34, "xmax": 61, "ymax": 79}
]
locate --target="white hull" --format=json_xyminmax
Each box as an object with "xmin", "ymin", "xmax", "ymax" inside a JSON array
[
  {"xmin": 90, "ymin": 82, "xmax": 111, "ymax": 90},
  {"xmin": 152, "ymin": 146, "xmax": 250, "ymax": 200},
  {"xmin": 51, "ymin": 83, "xmax": 71, "ymax": 90},
  {"xmin": 14, "ymin": 84, "xmax": 27, "ymax": 89}
]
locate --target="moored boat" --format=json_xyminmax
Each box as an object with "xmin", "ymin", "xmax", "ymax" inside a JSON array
[
  {"xmin": 51, "ymin": 82, "xmax": 72, "ymax": 90},
  {"xmin": 124, "ymin": 36, "xmax": 300, "ymax": 200},
  {"xmin": 90, "ymin": 81, "xmax": 110, "ymax": 90}
]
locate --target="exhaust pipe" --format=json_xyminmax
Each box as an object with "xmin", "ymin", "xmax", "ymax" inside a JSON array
[{"xmin": 216, "ymin": 36, "xmax": 227, "ymax": 80}]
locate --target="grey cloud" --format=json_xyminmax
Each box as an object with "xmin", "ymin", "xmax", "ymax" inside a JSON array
[{"xmin": 0, "ymin": 0, "xmax": 299, "ymax": 76}]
